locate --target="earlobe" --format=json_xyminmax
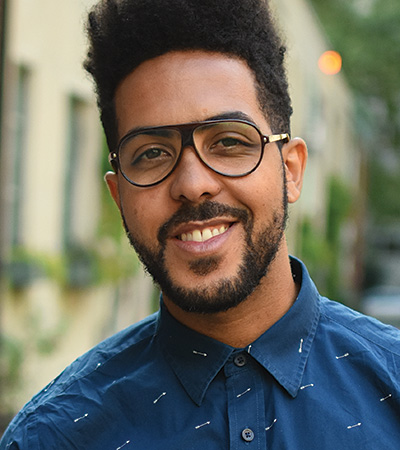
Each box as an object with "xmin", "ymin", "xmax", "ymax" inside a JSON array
[
  {"xmin": 282, "ymin": 138, "xmax": 308, "ymax": 204},
  {"xmin": 105, "ymin": 171, "xmax": 121, "ymax": 210}
]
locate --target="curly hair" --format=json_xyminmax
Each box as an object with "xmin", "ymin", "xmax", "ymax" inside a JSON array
[{"xmin": 84, "ymin": 0, "xmax": 292, "ymax": 151}]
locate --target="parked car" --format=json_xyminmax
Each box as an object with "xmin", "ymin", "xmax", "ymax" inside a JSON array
[{"xmin": 362, "ymin": 286, "xmax": 400, "ymax": 329}]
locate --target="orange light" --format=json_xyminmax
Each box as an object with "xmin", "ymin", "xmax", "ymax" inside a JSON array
[{"xmin": 318, "ymin": 50, "xmax": 342, "ymax": 75}]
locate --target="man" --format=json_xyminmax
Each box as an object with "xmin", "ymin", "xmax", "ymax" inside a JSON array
[{"xmin": 1, "ymin": 0, "xmax": 400, "ymax": 448}]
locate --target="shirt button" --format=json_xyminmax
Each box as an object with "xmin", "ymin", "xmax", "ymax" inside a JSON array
[
  {"xmin": 241, "ymin": 428, "xmax": 255, "ymax": 442},
  {"xmin": 234, "ymin": 354, "xmax": 247, "ymax": 367}
]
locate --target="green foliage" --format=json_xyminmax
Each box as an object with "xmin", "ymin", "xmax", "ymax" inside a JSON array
[
  {"xmin": 0, "ymin": 333, "xmax": 24, "ymax": 424},
  {"xmin": 298, "ymin": 176, "xmax": 353, "ymax": 300},
  {"xmin": 309, "ymin": 0, "xmax": 400, "ymax": 222},
  {"xmin": 63, "ymin": 245, "xmax": 100, "ymax": 289},
  {"xmin": 309, "ymin": 0, "xmax": 400, "ymax": 100},
  {"xmin": 5, "ymin": 242, "xmax": 139, "ymax": 291},
  {"xmin": 6, "ymin": 247, "xmax": 62, "ymax": 290},
  {"xmin": 368, "ymin": 157, "xmax": 400, "ymax": 222},
  {"xmin": 326, "ymin": 176, "xmax": 353, "ymax": 244},
  {"xmin": 96, "ymin": 135, "xmax": 141, "ymax": 281},
  {"xmin": 298, "ymin": 217, "xmax": 333, "ymax": 292},
  {"xmin": 0, "ymin": 334, "xmax": 23, "ymax": 390},
  {"xmin": 98, "ymin": 135, "xmax": 124, "ymax": 240},
  {"xmin": 32, "ymin": 317, "xmax": 69, "ymax": 356},
  {"xmin": 325, "ymin": 176, "xmax": 353, "ymax": 298}
]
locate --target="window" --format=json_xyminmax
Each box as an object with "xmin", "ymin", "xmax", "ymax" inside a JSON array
[
  {"xmin": 10, "ymin": 66, "xmax": 30, "ymax": 247},
  {"xmin": 63, "ymin": 95, "xmax": 87, "ymax": 248}
]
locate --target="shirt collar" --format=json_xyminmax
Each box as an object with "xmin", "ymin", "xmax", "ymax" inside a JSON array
[
  {"xmin": 249, "ymin": 257, "xmax": 320, "ymax": 397},
  {"xmin": 157, "ymin": 257, "xmax": 320, "ymax": 405},
  {"xmin": 157, "ymin": 302, "xmax": 234, "ymax": 406}
]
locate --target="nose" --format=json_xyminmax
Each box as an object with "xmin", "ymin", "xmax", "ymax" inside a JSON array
[{"xmin": 169, "ymin": 146, "xmax": 222, "ymax": 203}]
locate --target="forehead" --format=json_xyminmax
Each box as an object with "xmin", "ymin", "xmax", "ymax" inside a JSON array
[{"xmin": 114, "ymin": 50, "xmax": 270, "ymax": 139}]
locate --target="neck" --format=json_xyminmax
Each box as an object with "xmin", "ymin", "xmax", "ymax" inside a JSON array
[{"xmin": 163, "ymin": 246, "xmax": 299, "ymax": 348}]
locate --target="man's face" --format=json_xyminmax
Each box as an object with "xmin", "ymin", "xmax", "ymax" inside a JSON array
[{"xmin": 107, "ymin": 51, "xmax": 303, "ymax": 314}]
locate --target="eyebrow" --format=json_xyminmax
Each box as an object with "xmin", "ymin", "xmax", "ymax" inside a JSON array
[
  {"xmin": 120, "ymin": 111, "xmax": 257, "ymax": 141},
  {"xmin": 204, "ymin": 111, "xmax": 256, "ymax": 123},
  {"xmin": 138, "ymin": 129, "xmax": 176, "ymax": 138}
]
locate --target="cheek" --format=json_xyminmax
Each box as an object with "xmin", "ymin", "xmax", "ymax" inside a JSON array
[
  {"xmin": 120, "ymin": 187, "xmax": 172, "ymax": 241},
  {"xmin": 233, "ymin": 167, "xmax": 284, "ymax": 211}
]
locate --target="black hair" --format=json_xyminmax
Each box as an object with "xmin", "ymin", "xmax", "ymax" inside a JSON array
[{"xmin": 84, "ymin": 0, "xmax": 292, "ymax": 151}]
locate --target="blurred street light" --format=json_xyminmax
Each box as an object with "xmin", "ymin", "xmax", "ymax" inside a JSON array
[{"xmin": 318, "ymin": 50, "xmax": 342, "ymax": 75}]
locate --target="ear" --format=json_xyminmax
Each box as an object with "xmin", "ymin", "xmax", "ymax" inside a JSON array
[
  {"xmin": 104, "ymin": 171, "xmax": 121, "ymax": 210},
  {"xmin": 281, "ymin": 137, "xmax": 308, "ymax": 204}
]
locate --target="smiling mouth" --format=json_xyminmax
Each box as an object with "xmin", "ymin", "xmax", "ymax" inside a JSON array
[{"xmin": 178, "ymin": 224, "xmax": 231, "ymax": 242}]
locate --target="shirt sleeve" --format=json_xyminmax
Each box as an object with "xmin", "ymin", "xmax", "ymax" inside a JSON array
[
  {"xmin": 0, "ymin": 441, "xmax": 20, "ymax": 450},
  {"xmin": 0, "ymin": 411, "xmax": 40, "ymax": 450},
  {"xmin": 0, "ymin": 426, "xmax": 22, "ymax": 449}
]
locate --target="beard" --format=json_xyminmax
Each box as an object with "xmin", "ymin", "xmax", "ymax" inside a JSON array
[{"xmin": 121, "ymin": 182, "xmax": 288, "ymax": 314}]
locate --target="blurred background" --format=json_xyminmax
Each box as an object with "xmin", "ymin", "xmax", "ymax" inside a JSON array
[{"xmin": 0, "ymin": 0, "xmax": 399, "ymax": 434}]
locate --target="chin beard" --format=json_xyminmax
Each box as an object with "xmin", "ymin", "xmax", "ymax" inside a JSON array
[{"xmin": 120, "ymin": 192, "xmax": 288, "ymax": 314}]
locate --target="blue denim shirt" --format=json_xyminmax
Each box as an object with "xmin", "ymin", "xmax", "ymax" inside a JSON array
[{"xmin": 1, "ymin": 258, "xmax": 400, "ymax": 449}]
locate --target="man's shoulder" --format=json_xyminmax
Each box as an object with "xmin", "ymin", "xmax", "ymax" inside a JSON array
[
  {"xmin": 319, "ymin": 296, "xmax": 400, "ymax": 357},
  {"xmin": 0, "ymin": 311, "xmax": 160, "ymax": 448},
  {"xmin": 52, "ymin": 310, "xmax": 159, "ymax": 389}
]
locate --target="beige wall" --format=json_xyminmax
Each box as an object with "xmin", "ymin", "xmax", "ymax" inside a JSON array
[{"xmin": 2, "ymin": 0, "xmax": 100, "ymax": 253}]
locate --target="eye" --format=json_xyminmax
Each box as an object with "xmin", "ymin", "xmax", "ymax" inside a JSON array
[
  {"xmin": 131, "ymin": 146, "xmax": 172, "ymax": 166},
  {"xmin": 208, "ymin": 134, "xmax": 254, "ymax": 154},
  {"xmin": 135, "ymin": 148, "xmax": 163, "ymax": 161},
  {"xmin": 218, "ymin": 137, "xmax": 242, "ymax": 147}
]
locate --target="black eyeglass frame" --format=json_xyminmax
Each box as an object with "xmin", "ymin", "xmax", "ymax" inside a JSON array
[{"xmin": 109, "ymin": 119, "xmax": 290, "ymax": 188}]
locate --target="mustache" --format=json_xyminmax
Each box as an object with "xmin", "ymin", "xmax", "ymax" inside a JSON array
[{"xmin": 157, "ymin": 200, "xmax": 250, "ymax": 244}]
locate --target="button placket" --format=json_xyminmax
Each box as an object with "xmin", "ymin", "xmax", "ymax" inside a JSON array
[{"xmin": 225, "ymin": 354, "xmax": 266, "ymax": 448}]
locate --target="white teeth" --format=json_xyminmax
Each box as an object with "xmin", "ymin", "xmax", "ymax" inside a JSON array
[
  {"xmin": 202, "ymin": 229, "xmax": 213, "ymax": 241},
  {"xmin": 180, "ymin": 225, "xmax": 229, "ymax": 242},
  {"xmin": 192, "ymin": 230, "xmax": 202, "ymax": 242}
]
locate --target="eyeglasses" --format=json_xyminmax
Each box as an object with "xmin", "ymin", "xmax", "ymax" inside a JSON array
[{"xmin": 109, "ymin": 119, "xmax": 290, "ymax": 187}]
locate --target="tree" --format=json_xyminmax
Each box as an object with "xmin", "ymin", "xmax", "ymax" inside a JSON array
[{"xmin": 309, "ymin": 0, "xmax": 400, "ymax": 223}]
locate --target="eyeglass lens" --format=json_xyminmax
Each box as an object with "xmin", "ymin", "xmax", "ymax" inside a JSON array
[{"xmin": 118, "ymin": 121, "xmax": 262, "ymax": 186}]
